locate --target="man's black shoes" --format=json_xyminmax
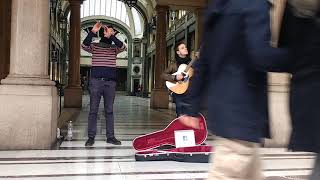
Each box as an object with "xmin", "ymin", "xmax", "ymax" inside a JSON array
[
  {"xmin": 85, "ymin": 137, "xmax": 95, "ymax": 147},
  {"xmin": 107, "ymin": 137, "xmax": 121, "ymax": 145},
  {"xmin": 85, "ymin": 137, "xmax": 121, "ymax": 146}
]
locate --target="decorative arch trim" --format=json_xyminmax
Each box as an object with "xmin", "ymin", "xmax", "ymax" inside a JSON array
[{"xmin": 81, "ymin": 15, "xmax": 134, "ymax": 37}]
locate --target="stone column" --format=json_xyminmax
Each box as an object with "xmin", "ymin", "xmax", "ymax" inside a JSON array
[
  {"xmin": 264, "ymin": 73, "xmax": 292, "ymax": 147},
  {"xmin": 194, "ymin": 8, "xmax": 204, "ymax": 51},
  {"xmin": 64, "ymin": 0, "xmax": 83, "ymax": 108},
  {"xmin": 184, "ymin": 16, "xmax": 188, "ymax": 47},
  {"xmin": 0, "ymin": 0, "xmax": 11, "ymax": 81},
  {"xmin": 150, "ymin": 5, "xmax": 169, "ymax": 109},
  {"xmin": 0, "ymin": 0, "xmax": 58, "ymax": 149}
]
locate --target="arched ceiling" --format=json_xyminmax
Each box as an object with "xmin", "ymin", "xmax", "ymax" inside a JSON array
[
  {"xmin": 61, "ymin": 0, "xmax": 154, "ymax": 23},
  {"xmin": 60, "ymin": 0, "xmax": 207, "ymax": 26},
  {"xmin": 81, "ymin": 16, "xmax": 133, "ymax": 38},
  {"xmin": 60, "ymin": 0, "xmax": 150, "ymax": 38}
]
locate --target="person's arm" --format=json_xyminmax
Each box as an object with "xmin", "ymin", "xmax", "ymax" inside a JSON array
[
  {"xmin": 82, "ymin": 22, "xmax": 101, "ymax": 53},
  {"xmin": 109, "ymin": 35, "xmax": 126, "ymax": 54},
  {"xmin": 182, "ymin": 54, "xmax": 209, "ymax": 117},
  {"xmin": 81, "ymin": 31, "xmax": 95, "ymax": 53},
  {"xmin": 110, "ymin": 35, "xmax": 123, "ymax": 48},
  {"xmin": 178, "ymin": 49, "xmax": 209, "ymax": 129},
  {"xmin": 244, "ymin": 0, "xmax": 289, "ymax": 72},
  {"xmin": 161, "ymin": 63, "xmax": 177, "ymax": 82}
]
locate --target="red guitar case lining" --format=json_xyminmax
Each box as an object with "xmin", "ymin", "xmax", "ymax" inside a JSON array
[
  {"xmin": 133, "ymin": 114, "xmax": 213, "ymax": 163},
  {"xmin": 133, "ymin": 114, "xmax": 207, "ymax": 151}
]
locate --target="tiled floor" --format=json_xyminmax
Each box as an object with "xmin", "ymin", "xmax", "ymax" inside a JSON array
[{"xmin": 0, "ymin": 94, "xmax": 315, "ymax": 179}]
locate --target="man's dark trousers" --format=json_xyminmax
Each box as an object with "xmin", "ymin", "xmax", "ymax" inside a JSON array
[
  {"xmin": 88, "ymin": 78, "xmax": 116, "ymax": 139},
  {"xmin": 172, "ymin": 93, "xmax": 186, "ymax": 117}
]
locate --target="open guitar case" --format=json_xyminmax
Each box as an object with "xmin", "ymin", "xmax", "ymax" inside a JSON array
[{"xmin": 132, "ymin": 114, "xmax": 213, "ymax": 163}]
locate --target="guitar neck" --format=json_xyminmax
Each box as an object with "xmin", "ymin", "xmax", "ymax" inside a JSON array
[{"xmin": 184, "ymin": 58, "xmax": 197, "ymax": 72}]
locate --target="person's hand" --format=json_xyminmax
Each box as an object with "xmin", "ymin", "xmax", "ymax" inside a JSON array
[
  {"xmin": 109, "ymin": 28, "xmax": 116, "ymax": 36},
  {"xmin": 179, "ymin": 115, "xmax": 200, "ymax": 129},
  {"xmin": 104, "ymin": 27, "xmax": 115, "ymax": 38},
  {"xmin": 195, "ymin": 51, "xmax": 200, "ymax": 59},
  {"xmin": 91, "ymin": 22, "xmax": 102, "ymax": 33},
  {"xmin": 176, "ymin": 74, "xmax": 184, "ymax": 81}
]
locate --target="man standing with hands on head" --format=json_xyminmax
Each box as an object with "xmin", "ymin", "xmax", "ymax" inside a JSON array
[{"xmin": 81, "ymin": 21, "xmax": 126, "ymax": 147}]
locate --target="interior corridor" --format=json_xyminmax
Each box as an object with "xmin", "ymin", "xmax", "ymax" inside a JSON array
[{"xmin": 0, "ymin": 94, "xmax": 315, "ymax": 180}]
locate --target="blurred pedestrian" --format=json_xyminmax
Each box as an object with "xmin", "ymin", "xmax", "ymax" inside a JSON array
[
  {"xmin": 179, "ymin": 1, "xmax": 288, "ymax": 179},
  {"xmin": 278, "ymin": 1, "xmax": 320, "ymax": 179}
]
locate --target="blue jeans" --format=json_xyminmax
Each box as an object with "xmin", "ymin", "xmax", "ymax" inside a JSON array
[{"xmin": 87, "ymin": 78, "xmax": 116, "ymax": 139}]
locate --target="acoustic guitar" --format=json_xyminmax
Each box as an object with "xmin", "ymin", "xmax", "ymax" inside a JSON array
[{"xmin": 165, "ymin": 57, "xmax": 197, "ymax": 94}]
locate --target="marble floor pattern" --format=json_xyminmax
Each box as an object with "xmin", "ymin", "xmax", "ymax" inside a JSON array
[{"xmin": 0, "ymin": 94, "xmax": 315, "ymax": 180}]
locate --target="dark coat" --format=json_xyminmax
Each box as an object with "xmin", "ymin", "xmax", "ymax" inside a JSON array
[
  {"xmin": 280, "ymin": 6, "xmax": 320, "ymax": 153},
  {"xmin": 184, "ymin": 0, "xmax": 287, "ymax": 143},
  {"xmin": 161, "ymin": 57, "xmax": 193, "ymax": 83},
  {"xmin": 161, "ymin": 62, "xmax": 179, "ymax": 83}
]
